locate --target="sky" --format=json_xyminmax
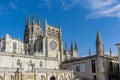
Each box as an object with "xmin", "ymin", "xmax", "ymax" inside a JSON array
[{"xmin": 0, "ymin": 0, "xmax": 120, "ymax": 56}]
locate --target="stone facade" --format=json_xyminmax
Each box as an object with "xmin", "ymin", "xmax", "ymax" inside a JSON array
[{"xmin": 0, "ymin": 16, "xmax": 76, "ymax": 80}]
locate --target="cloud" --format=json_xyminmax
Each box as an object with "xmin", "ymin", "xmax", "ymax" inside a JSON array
[
  {"xmin": 86, "ymin": 0, "xmax": 120, "ymax": 18},
  {"xmin": 0, "ymin": 1, "xmax": 18, "ymax": 16},
  {"xmin": 59, "ymin": 0, "xmax": 81, "ymax": 10}
]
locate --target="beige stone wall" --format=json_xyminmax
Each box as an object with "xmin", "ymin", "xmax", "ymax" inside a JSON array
[
  {"xmin": 5, "ymin": 34, "xmax": 24, "ymax": 54},
  {"xmin": 0, "ymin": 52, "xmax": 59, "ymax": 70}
]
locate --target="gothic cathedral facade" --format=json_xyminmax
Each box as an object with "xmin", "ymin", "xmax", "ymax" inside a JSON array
[{"xmin": 0, "ymin": 16, "xmax": 76, "ymax": 80}]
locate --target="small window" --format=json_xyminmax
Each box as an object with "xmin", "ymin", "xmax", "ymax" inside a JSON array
[
  {"xmin": 40, "ymin": 61, "xmax": 42, "ymax": 67},
  {"xmin": 76, "ymin": 66, "xmax": 80, "ymax": 72},
  {"xmin": 91, "ymin": 60, "xmax": 96, "ymax": 73}
]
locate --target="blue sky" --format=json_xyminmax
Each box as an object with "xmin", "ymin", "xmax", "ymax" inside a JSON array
[{"xmin": 0, "ymin": 0, "xmax": 120, "ymax": 56}]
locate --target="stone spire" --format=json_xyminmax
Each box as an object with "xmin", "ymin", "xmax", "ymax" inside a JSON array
[
  {"xmin": 38, "ymin": 17, "xmax": 41, "ymax": 26},
  {"xmin": 32, "ymin": 16, "xmax": 35, "ymax": 25},
  {"xmin": 96, "ymin": 31, "xmax": 103, "ymax": 45},
  {"xmin": 96, "ymin": 30, "xmax": 104, "ymax": 56},
  {"xmin": 26, "ymin": 15, "xmax": 30, "ymax": 26},
  {"xmin": 71, "ymin": 41, "xmax": 74, "ymax": 51},
  {"xmin": 75, "ymin": 42, "xmax": 78, "ymax": 50}
]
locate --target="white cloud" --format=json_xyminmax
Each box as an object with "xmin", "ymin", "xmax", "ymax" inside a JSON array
[
  {"xmin": 86, "ymin": 0, "xmax": 120, "ymax": 18},
  {"xmin": 59, "ymin": 0, "xmax": 81, "ymax": 10}
]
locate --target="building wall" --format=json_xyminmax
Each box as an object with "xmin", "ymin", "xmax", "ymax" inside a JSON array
[
  {"xmin": 62, "ymin": 55, "xmax": 119, "ymax": 80},
  {"xmin": 0, "ymin": 52, "xmax": 59, "ymax": 70},
  {"xmin": 116, "ymin": 45, "xmax": 120, "ymax": 71},
  {"xmin": 0, "ymin": 34, "xmax": 24, "ymax": 54}
]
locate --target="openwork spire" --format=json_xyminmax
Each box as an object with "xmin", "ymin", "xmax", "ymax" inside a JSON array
[
  {"xmin": 26, "ymin": 15, "xmax": 30, "ymax": 25},
  {"xmin": 32, "ymin": 16, "xmax": 35, "ymax": 25}
]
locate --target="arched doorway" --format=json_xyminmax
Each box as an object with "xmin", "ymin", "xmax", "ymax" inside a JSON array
[{"xmin": 50, "ymin": 76, "xmax": 56, "ymax": 80}]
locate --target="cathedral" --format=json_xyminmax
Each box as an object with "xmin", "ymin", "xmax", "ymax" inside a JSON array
[{"xmin": 0, "ymin": 16, "xmax": 77, "ymax": 80}]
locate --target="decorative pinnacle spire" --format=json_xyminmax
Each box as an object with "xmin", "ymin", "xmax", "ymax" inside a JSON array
[
  {"xmin": 110, "ymin": 47, "xmax": 112, "ymax": 56},
  {"xmin": 71, "ymin": 41, "xmax": 74, "ymax": 50},
  {"xmin": 89, "ymin": 48, "xmax": 91, "ymax": 56},
  {"xmin": 75, "ymin": 42, "xmax": 78, "ymax": 50},
  {"xmin": 26, "ymin": 15, "xmax": 30, "ymax": 25},
  {"xmin": 59, "ymin": 25, "xmax": 62, "ymax": 36},
  {"xmin": 38, "ymin": 17, "xmax": 41, "ymax": 26},
  {"xmin": 32, "ymin": 16, "xmax": 35, "ymax": 25},
  {"xmin": 65, "ymin": 42, "xmax": 68, "ymax": 50},
  {"xmin": 96, "ymin": 30, "xmax": 103, "ymax": 45}
]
